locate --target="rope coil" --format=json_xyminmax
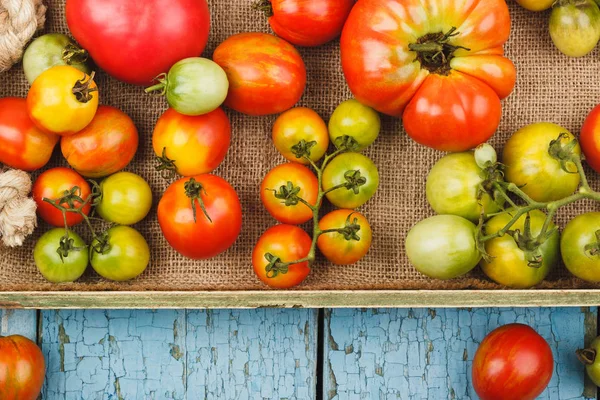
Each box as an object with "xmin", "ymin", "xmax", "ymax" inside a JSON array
[{"xmin": 0, "ymin": 169, "xmax": 37, "ymax": 247}]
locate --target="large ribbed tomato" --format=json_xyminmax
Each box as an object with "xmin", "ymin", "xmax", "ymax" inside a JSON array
[
  {"xmin": 341, "ymin": 0, "xmax": 516, "ymax": 152},
  {"xmin": 0, "ymin": 335, "xmax": 45, "ymax": 400}
]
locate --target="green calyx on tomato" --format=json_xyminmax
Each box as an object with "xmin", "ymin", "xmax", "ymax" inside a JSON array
[
  {"xmin": 408, "ymin": 27, "xmax": 469, "ymax": 75},
  {"xmin": 71, "ymin": 70, "xmax": 98, "ymax": 103},
  {"xmin": 184, "ymin": 177, "xmax": 212, "ymax": 223}
]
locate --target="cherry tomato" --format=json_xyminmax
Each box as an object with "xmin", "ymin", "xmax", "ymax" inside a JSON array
[
  {"xmin": 61, "ymin": 105, "xmax": 139, "ymax": 178},
  {"xmin": 32, "ymin": 167, "xmax": 92, "ymax": 227},
  {"xmin": 34, "ymin": 228, "xmax": 88, "ymax": 283},
  {"xmin": 550, "ymin": 0, "xmax": 600, "ymax": 57},
  {"xmin": 503, "ymin": 122, "xmax": 581, "ymax": 202},
  {"xmin": 158, "ymin": 174, "xmax": 242, "ymax": 259},
  {"xmin": 213, "ymin": 33, "xmax": 307, "ymax": 116},
  {"xmin": 272, "ymin": 107, "xmax": 329, "ymax": 164},
  {"xmin": 579, "ymin": 335, "xmax": 600, "ymax": 386},
  {"xmin": 516, "ymin": 0, "xmax": 554, "ymax": 11},
  {"xmin": 473, "ymin": 324, "xmax": 553, "ymax": 400},
  {"xmin": 580, "ymin": 103, "xmax": 600, "ymax": 173},
  {"xmin": 561, "ymin": 212, "xmax": 600, "ymax": 282},
  {"xmin": 0, "ymin": 335, "xmax": 45, "ymax": 400},
  {"xmin": 0, "ymin": 97, "xmax": 58, "ymax": 171},
  {"xmin": 153, "ymin": 107, "xmax": 231, "ymax": 177},
  {"xmin": 90, "ymin": 226, "xmax": 150, "ymax": 281},
  {"xmin": 252, "ymin": 224, "xmax": 312, "ymax": 289},
  {"xmin": 96, "ymin": 172, "xmax": 153, "ymax": 226},
  {"xmin": 317, "ymin": 210, "xmax": 372, "ymax": 265},
  {"xmin": 322, "ymin": 153, "xmax": 379, "ymax": 209},
  {"xmin": 328, "ymin": 99, "xmax": 380, "ymax": 151},
  {"xmin": 261, "ymin": 163, "xmax": 319, "ymax": 225}
]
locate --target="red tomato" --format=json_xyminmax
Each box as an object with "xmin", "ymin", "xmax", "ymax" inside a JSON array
[
  {"xmin": 252, "ymin": 224, "xmax": 312, "ymax": 288},
  {"xmin": 581, "ymin": 104, "xmax": 600, "ymax": 173},
  {"xmin": 341, "ymin": 0, "xmax": 515, "ymax": 151},
  {"xmin": 262, "ymin": 0, "xmax": 355, "ymax": 47},
  {"xmin": 66, "ymin": 0, "xmax": 210, "ymax": 85},
  {"xmin": 158, "ymin": 174, "xmax": 242, "ymax": 259},
  {"xmin": 0, "ymin": 97, "xmax": 58, "ymax": 171},
  {"xmin": 0, "ymin": 335, "xmax": 45, "ymax": 400},
  {"xmin": 61, "ymin": 105, "xmax": 139, "ymax": 178},
  {"xmin": 472, "ymin": 323, "xmax": 554, "ymax": 400},
  {"xmin": 152, "ymin": 107, "xmax": 231, "ymax": 177},
  {"xmin": 317, "ymin": 209, "xmax": 372, "ymax": 265},
  {"xmin": 261, "ymin": 163, "xmax": 319, "ymax": 225},
  {"xmin": 213, "ymin": 33, "xmax": 307, "ymax": 116},
  {"xmin": 32, "ymin": 167, "xmax": 92, "ymax": 227}
]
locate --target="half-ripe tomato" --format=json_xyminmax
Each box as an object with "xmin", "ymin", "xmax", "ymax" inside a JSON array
[
  {"xmin": 317, "ymin": 209, "xmax": 372, "ymax": 265},
  {"xmin": 158, "ymin": 174, "xmax": 242, "ymax": 259},
  {"xmin": 0, "ymin": 335, "xmax": 45, "ymax": 400},
  {"xmin": 90, "ymin": 226, "xmax": 150, "ymax": 281},
  {"xmin": 252, "ymin": 224, "xmax": 312, "ymax": 289},
  {"xmin": 561, "ymin": 212, "xmax": 600, "ymax": 283},
  {"xmin": 152, "ymin": 107, "xmax": 231, "ymax": 177},
  {"xmin": 96, "ymin": 172, "xmax": 153, "ymax": 226},
  {"xmin": 322, "ymin": 153, "xmax": 379, "ymax": 209},
  {"xmin": 0, "ymin": 97, "xmax": 58, "ymax": 171},
  {"xmin": 61, "ymin": 105, "xmax": 138, "ymax": 178},
  {"xmin": 581, "ymin": 104, "xmax": 600, "ymax": 173},
  {"xmin": 32, "ymin": 167, "xmax": 92, "ymax": 227},
  {"xmin": 341, "ymin": 0, "xmax": 515, "ymax": 151},
  {"xmin": 261, "ymin": 163, "xmax": 319, "ymax": 225},
  {"xmin": 258, "ymin": 0, "xmax": 355, "ymax": 47},
  {"xmin": 213, "ymin": 33, "xmax": 307, "ymax": 116},
  {"xmin": 66, "ymin": 0, "xmax": 210, "ymax": 85},
  {"xmin": 472, "ymin": 323, "xmax": 553, "ymax": 400},
  {"xmin": 272, "ymin": 107, "xmax": 329, "ymax": 164},
  {"xmin": 328, "ymin": 99, "xmax": 380, "ymax": 151},
  {"xmin": 27, "ymin": 65, "xmax": 99, "ymax": 136}
]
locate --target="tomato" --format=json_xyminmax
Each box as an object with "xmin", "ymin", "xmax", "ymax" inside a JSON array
[
  {"xmin": 272, "ymin": 107, "xmax": 329, "ymax": 164},
  {"xmin": 503, "ymin": 122, "xmax": 581, "ymax": 202},
  {"xmin": 322, "ymin": 153, "xmax": 379, "ymax": 209},
  {"xmin": 61, "ymin": 105, "xmax": 138, "ymax": 178},
  {"xmin": 561, "ymin": 212, "xmax": 600, "ymax": 282},
  {"xmin": 213, "ymin": 33, "xmax": 307, "ymax": 116},
  {"xmin": 341, "ymin": 0, "xmax": 515, "ymax": 151},
  {"xmin": 96, "ymin": 172, "xmax": 153, "ymax": 226},
  {"xmin": 90, "ymin": 226, "xmax": 150, "ymax": 281},
  {"xmin": 260, "ymin": 0, "xmax": 355, "ymax": 47},
  {"xmin": 405, "ymin": 215, "xmax": 481, "ymax": 280},
  {"xmin": 317, "ymin": 210, "xmax": 372, "ymax": 265},
  {"xmin": 579, "ymin": 336, "xmax": 600, "ymax": 386},
  {"xmin": 0, "ymin": 335, "xmax": 45, "ymax": 400},
  {"xmin": 481, "ymin": 210, "xmax": 560, "ymax": 288},
  {"xmin": 146, "ymin": 57, "xmax": 229, "ymax": 116},
  {"xmin": 550, "ymin": 0, "xmax": 600, "ymax": 57},
  {"xmin": 27, "ymin": 66, "xmax": 99, "ymax": 136},
  {"xmin": 152, "ymin": 107, "xmax": 231, "ymax": 177},
  {"xmin": 472, "ymin": 324, "xmax": 553, "ymax": 400},
  {"xmin": 158, "ymin": 174, "xmax": 242, "ymax": 259},
  {"xmin": 426, "ymin": 152, "xmax": 500, "ymax": 222},
  {"xmin": 328, "ymin": 99, "xmax": 380, "ymax": 151},
  {"xmin": 516, "ymin": 0, "xmax": 554, "ymax": 11},
  {"xmin": 580, "ymin": 103, "xmax": 600, "ymax": 173},
  {"xmin": 0, "ymin": 97, "xmax": 58, "ymax": 171},
  {"xmin": 32, "ymin": 167, "xmax": 92, "ymax": 227},
  {"xmin": 261, "ymin": 163, "xmax": 319, "ymax": 225},
  {"xmin": 66, "ymin": 0, "xmax": 210, "ymax": 85},
  {"xmin": 34, "ymin": 228, "xmax": 88, "ymax": 283},
  {"xmin": 252, "ymin": 224, "xmax": 312, "ymax": 288},
  {"xmin": 22, "ymin": 33, "xmax": 91, "ymax": 84}
]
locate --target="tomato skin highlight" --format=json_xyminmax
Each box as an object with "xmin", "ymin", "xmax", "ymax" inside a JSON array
[
  {"xmin": 317, "ymin": 210, "xmax": 372, "ymax": 265},
  {"xmin": 472, "ymin": 323, "xmax": 553, "ymax": 400},
  {"xmin": 0, "ymin": 335, "xmax": 45, "ymax": 400},
  {"xmin": 272, "ymin": 107, "xmax": 329, "ymax": 164},
  {"xmin": 581, "ymin": 104, "xmax": 600, "ymax": 174}
]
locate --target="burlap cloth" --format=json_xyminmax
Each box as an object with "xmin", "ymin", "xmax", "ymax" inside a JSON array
[{"xmin": 1, "ymin": 0, "xmax": 599, "ymax": 292}]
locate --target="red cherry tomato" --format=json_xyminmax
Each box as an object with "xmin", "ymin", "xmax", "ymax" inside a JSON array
[
  {"xmin": 0, "ymin": 335, "xmax": 45, "ymax": 400},
  {"xmin": 581, "ymin": 104, "xmax": 600, "ymax": 173},
  {"xmin": 317, "ymin": 209, "xmax": 372, "ymax": 265}
]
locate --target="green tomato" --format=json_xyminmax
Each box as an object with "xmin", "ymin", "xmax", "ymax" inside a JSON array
[
  {"xmin": 147, "ymin": 57, "xmax": 229, "ymax": 116},
  {"xmin": 90, "ymin": 226, "xmax": 150, "ymax": 281},
  {"xmin": 96, "ymin": 172, "xmax": 153, "ymax": 225},
  {"xmin": 23, "ymin": 33, "xmax": 91, "ymax": 85},
  {"xmin": 581, "ymin": 336, "xmax": 600, "ymax": 386},
  {"xmin": 561, "ymin": 212, "xmax": 600, "ymax": 282},
  {"xmin": 328, "ymin": 99, "xmax": 380, "ymax": 151},
  {"xmin": 33, "ymin": 229, "xmax": 88, "ymax": 283},
  {"xmin": 426, "ymin": 152, "xmax": 501, "ymax": 222},
  {"xmin": 405, "ymin": 215, "xmax": 481, "ymax": 280},
  {"xmin": 322, "ymin": 152, "xmax": 379, "ymax": 209},
  {"xmin": 550, "ymin": 0, "xmax": 600, "ymax": 57}
]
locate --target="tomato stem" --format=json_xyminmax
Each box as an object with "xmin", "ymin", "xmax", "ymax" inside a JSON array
[
  {"xmin": 184, "ymin": 178, "xmax": 212, "ymax": 223},
  {"xmin": 576, "ymin": 348, "xmax": 596, "ymax": 365},
  {"xmin": 409, "ymin": 27, "xmax": 470, "ymax": 75},
  {"xmin": 155, "ymin": 147, "xmax": 179, "ymax": 179},
  {"xmin": 253, "ymin": 0, "xmax": 273, "ymax": 17},
  {"xmin": 145, "ymin": 73, "xmax": 168, "ymax": 95},
  {"xmin": 72, "ymin": 71, "xmax": 97, "ymax": 103},
  {"xmin": 62, "ymin": 43, "xmax": 89, "ymax": 66}
]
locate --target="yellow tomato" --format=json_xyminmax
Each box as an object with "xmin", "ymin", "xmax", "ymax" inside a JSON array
[
  {"xmin": 515, "ymin": 0, "xmax": 554, "ymax": 11},
  {"xmin": 272, "ymin": 107, "xmax": 329, "ymax": 164},
  {"xmin": 27, "ymin": 65, "xmax": 99, "ymax": 136}
]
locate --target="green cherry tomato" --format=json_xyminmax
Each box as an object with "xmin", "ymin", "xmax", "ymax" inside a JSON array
[
  {"xmin": 481, "ymin": 210, "xmax": 560, "ymax": 289},
  {"xmin": 550, "ymin": 0, "xmax": 600, "ymax": 57},
  {"xmin": 23, "ymin": 33, "xmax": 91, "ymax": 85},
  {"xmin": 90, "ymin": 226, "xmax": 150, "ymax": 281},
  {"xmin": 33, "ymin": 228, "xmax": 88, "ymax": 283},
  {"xmin": 322, "ymin": 152, "xmax": 379, "ymax": 209},
  {"xmin": 96, "ymin": 172, "xmax": 153, "ymax": 225},
  {"xmin": 146, "ymin": 57, "xmax": 229, "ymax": 116},
  {"xmin": 405, "ymin": 215, "xmax": 481, "ymax": 280},
  {"xmin": 426, "ymin": 152, "xmax": 501, "ymax": 222},
  {"xmin": 561, "ymin": 212, "xmax": 600, "ymax": 282},
  {"xmin": 328, "ymin": 99, "xmax": 380, "ymax": 151}
]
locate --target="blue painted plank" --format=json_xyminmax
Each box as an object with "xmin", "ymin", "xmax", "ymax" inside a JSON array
[
  {"xmin": 0, "ymin": 309, "xmax": 37, "ymax": 340},
  {"xmin": 324, "ymin": 307, "xmax": 597, "ymax": 400}
]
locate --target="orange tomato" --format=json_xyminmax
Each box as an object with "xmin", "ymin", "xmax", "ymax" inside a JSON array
[
  {"xmin": 317, "ymin": 210, "xmax": 372, "ymax": 265},
  {"xmin": 272, "ymin": 107, "xmax": 329, "ymax": 164},
  {"xmin": 0, "ymin": 335, "xmax": 45, "ymax": 400}
]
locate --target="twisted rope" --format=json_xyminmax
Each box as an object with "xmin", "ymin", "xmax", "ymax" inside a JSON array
[
  {"xmin": 0, "ymin": 0, "xmax": 46, "ymax": 72},
  {"xmin": 0, "ymin": 169, "xmax": 37, "ymax": 247}
]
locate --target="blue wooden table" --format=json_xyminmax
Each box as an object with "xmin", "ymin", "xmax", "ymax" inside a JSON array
[{"xmin": 1, "ymin": 307, "xmax": 597, "ymax": 399}]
